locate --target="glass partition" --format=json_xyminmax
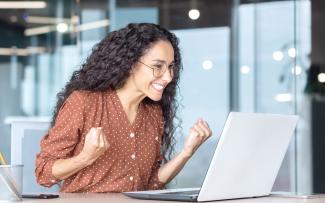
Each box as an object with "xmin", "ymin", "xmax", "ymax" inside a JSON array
[{"xmin": 238, "ymin": 0, "xmax": 311, "ymax": 192}]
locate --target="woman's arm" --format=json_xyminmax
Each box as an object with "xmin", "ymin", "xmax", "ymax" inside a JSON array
[
  {"xmin": 52, "ymin": 153, "xmax": 90, "ymax": 180},
  {"xmin": 52, "ymin": 127, "xmax": 109, "ymax": 180},
  {"xmin": 36, "ymin": 91, "xmax": 87, "ymax": 187},
  {"xmin": 157, "ymin": 119, "xmax": 212, "ymax": 184},
  {"xmin": 156, "ymin": 150, "xmax": 191, "ymax": 184}
]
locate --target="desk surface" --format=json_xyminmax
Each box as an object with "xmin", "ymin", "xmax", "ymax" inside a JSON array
[{"xmin": 19, "ymin": 193, "xmax": 325, "ymax": 203}]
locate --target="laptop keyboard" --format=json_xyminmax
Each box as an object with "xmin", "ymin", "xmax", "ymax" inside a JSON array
[{"xmin": 163, "ymin": 189, "xmax": 200, "ymax": 196}]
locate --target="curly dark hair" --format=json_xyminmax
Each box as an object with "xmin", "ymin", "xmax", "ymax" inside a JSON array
[{"xmin": 51, "ymin": 23, "xmax": 182, "ymax": 160}]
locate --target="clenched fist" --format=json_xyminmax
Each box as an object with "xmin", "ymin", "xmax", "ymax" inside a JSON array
[
  {"xmin": 182, "ymin": 119, "xmax": 212, "ymax": 158},
  {"xmin": 80, "ymin": 127, "xmax": 109, "ymax": 164}
]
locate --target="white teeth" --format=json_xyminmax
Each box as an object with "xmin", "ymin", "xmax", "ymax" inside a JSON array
[{"xmin": 152, "ymin": 83, "xmax": 164, "ymax": 91}]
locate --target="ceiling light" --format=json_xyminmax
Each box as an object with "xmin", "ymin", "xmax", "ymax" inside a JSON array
[
  {"xmin": 56, "ymin": 23, "xmax": 68, "ymax": 33},
  {"xmin": 74, "ymin": 19, "xmax": 109, "ymax": 32},
  {"xmin": 27, "ymin": 16, "xmax": 70, "ymax": 24},
  {"xmin": 0, "ymin": 47, "xmax": 46, "ymax": 56},
  {"xmin": 318, "ymin": 73, "xmax": 325, "ymax": 83},
  {"xmin": 25, "ymin": 19, "xmax": 110, "ymax": 36},
  {"xmin": 291, "ymin": 65, "xmax": 302, "ymax": 75},
  {"xmin": 272, "ymin": 51, "xmax": 283, "ymax": 61},
  {"xmin": 202, "ymin": 60, "xmax": 213, "ymax": 70},
  {"xmin": 275, "ymin": 93, "xmax": 292, "ymax": 102},
  {"xmin": 240, "ymin": 65, "xmax": 250, "ymax": 74},
  {"xmin": 288, "ymin": 48, "xmax": 296, "ymax": 58},
  {"xmin": 188, "ymin": 9, "xmax": 200, "ymax": 20},
  {"xmin": 24, "ymin": 25, "xmax": 53, "ymax": 36},
  {"xmin": 0, "ymin": 1, "xmax": 46, "ymax": 9}
]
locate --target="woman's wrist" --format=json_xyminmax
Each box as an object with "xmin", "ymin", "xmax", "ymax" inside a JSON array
[
  {"xmin": 179, "ymin": 148, "xmax": 193, "ymax": 160},
  {"xmin": 76, "ymin": 152, "xmax": 94, "ymax": 166}
]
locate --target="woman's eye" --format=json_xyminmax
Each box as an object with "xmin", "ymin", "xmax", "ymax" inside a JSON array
[{"xmin": 154, "ymin": 64, "xmax": 163, "ymax": 69}]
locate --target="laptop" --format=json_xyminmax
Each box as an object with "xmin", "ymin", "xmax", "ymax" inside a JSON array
[{"xmin": 123, "ymin": 112, "xmax": 299, "ymax": 202}]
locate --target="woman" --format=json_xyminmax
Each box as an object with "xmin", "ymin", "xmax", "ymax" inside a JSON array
[{"xmin": 36, "ymin": 23, "xmax": 212, "ymax": 193}]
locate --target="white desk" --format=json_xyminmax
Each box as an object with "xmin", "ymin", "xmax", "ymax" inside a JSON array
[{"xmin": 20, "ymin": 193, "xmax": 325, "ymax": 203}]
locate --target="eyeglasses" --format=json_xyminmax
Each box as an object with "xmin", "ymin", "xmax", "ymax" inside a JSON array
[{"xmin": 138, "ymin": 61, "xmax": 175, "ymax": 78}]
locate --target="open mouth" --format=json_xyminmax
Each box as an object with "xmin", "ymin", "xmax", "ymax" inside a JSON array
[{"xmin": 152, "ymin": 83, "xmax": 165, "ymax": 92}]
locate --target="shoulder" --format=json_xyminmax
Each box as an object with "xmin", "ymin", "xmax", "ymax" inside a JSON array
[
  {"xmin": 67, "ymin": 90, "xmax": 88, "ymax": 101},
  {"xmin": 59, "ymin": 90, "xmax": 107, "ymax": 114},
  {"xmin": 67, "ymin": 90, "xmax": 107, "ymax": 105}
]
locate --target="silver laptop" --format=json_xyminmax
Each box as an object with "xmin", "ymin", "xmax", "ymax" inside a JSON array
[{"xmin": 123, "ymin": 112, "xmax": 299, "ymax": 202}]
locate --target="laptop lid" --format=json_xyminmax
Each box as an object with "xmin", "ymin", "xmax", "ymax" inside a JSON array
[{"xmin": 197, "ymin": 112, "xmax": 298, "ymax": 201}]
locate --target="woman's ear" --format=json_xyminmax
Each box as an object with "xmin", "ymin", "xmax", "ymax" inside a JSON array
[
  {"xmin": 129, "ymin": 66, "xmax": 135, "ymax": 74},
  {"xmin": 129, "ymin": 63, "xmax": 138, "ymax": 74}
]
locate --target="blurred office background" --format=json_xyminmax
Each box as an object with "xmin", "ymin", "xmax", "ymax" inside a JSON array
[{"xmin": 0, "ymin": 0, "xmax": 325, "ymax": 194}]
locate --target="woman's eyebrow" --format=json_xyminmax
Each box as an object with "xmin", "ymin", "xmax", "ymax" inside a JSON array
[
  {"xmin": 152, "ymin": 59, "xmax": 175, "ymax": 64},
  {"xmin": 152, "ymin": 59, "xmax": 166, "ymax": 63}
]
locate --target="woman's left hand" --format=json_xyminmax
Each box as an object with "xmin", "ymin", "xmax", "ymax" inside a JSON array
[{"xmin": 182, "ymin": 118, "xmax": 212, "ymax": 158}]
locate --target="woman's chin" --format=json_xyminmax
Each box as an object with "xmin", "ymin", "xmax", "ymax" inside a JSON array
[{"xmin": 147, "ymin": 94, "xmax": 163, "ymax": 101}]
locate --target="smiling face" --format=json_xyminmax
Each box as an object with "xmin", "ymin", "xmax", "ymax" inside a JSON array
[{"xmin": 128, "ymin": 40, "xmax": 175, "ymax": 101}]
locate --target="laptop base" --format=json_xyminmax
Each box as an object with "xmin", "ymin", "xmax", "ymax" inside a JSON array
[
  {"xmin": 123, "ymin": 188, "xmax": 200, "ymax": 202},
  {"xmin": 123, "ymin": 192, "xmax": 198, "ymax": 202}
]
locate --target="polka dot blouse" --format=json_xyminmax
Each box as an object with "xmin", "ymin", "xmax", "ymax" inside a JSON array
[{"xmin": 35, "ymin": 90, "xmax": 166, "ymax": 192}]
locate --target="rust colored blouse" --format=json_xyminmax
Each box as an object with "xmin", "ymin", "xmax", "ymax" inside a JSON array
[{"xmin": 35, "ymin": 90, "xmax": 165, "ymax": 192}]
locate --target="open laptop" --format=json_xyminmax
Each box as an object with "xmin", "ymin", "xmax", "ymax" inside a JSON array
[{"xmin": 123, "ymin": 112, "xmax": 299, "ymax": 202}]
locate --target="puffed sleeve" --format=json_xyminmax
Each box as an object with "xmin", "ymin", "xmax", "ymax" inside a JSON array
[
  {"xmin": 147, "ymin": 106, "xmax": 166, "ymax": 190},
  {"xmin": 35, "ymin": 91, "xmax": 86, "ymax": 187}
]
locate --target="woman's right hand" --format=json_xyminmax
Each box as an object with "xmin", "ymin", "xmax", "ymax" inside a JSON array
[
  {"xmin": 79, "ymin": 127, "xmax": 109, "ymax": 165},
  {"xmin": 52, "ymin": 127, "xmax": 109, "ymax": 180}
]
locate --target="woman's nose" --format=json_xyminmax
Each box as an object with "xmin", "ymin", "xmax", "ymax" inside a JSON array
[{"xmin": 162, "ymin": 68, "xmax": 173, "ymax": 82}]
